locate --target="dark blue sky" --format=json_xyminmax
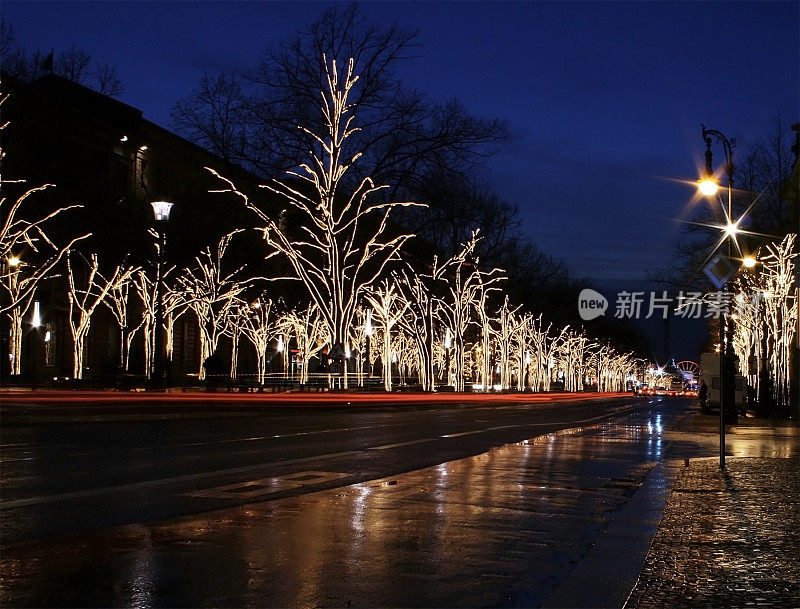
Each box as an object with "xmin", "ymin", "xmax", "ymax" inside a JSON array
[{"xmin": 5, "ymin": 1, "xmax": 799, "ymax": 289}]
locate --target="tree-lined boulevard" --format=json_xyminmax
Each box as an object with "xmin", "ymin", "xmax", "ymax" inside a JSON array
[
  {"xmin": 1, "ymin": 4, "xmax": 797, "ymax": 608},
  {"xmin": 2, "ymin": 393, "xmax": 797, "ymax": 608}
]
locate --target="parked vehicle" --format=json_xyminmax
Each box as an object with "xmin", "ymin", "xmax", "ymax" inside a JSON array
[{"xmin": 698, "ymin": 352, "xmax": 745, "ymax": 413}]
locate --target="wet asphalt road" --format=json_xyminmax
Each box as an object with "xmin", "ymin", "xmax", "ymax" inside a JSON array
[
  {"xmin": 1, "ymin": 395, "xmax": 659, "ymax": 544},
  {"xmin": 0, "ymin": 395, "xmax": 696, "ymax": 607}
]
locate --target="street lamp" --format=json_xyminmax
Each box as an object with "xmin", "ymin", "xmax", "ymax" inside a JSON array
[
  {"xmin": 698, "ymin": 125, "xmax": 737, "ymax": 469},
  {"xmin": 150, "ymin": 201, "xmax": 173, "ymax": 388}
]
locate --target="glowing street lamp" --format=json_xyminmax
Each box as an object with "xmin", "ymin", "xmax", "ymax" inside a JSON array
[
  {"xmin": 151, "ymin": 201, "xmax": 174, "ymax": 222},
  {"xmin": 698, "ymin": 125, "xmax": 739, "ymax": 468},
  {"xmin": 742, "ymin": 256, "xmax": 757, "ymax": 269},
  {"xmin": 150, "ymin": 200, "xmax": 173, "ymax": 388},
  {"xmin": 698, "ymin": 178, "xmax": 719, "ymax": 197}
]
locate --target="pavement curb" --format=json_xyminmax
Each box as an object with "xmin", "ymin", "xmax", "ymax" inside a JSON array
[{"xmin": 541, "ymin": 458, "xmax": 684, "ymax": 609}]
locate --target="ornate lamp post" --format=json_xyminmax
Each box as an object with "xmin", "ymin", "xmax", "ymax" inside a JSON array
[
  {"xmin": 150, "ymin": 201, "xmax": 173, "ymax": 389},
  {"xmin": 699, "ymin": 126, "xmax": 737, "ymax": 468}
]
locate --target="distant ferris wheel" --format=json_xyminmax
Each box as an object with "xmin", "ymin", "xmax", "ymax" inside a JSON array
[{"xmin": 676, "ymin": 360, "xmax": 700, "ymax": 378}]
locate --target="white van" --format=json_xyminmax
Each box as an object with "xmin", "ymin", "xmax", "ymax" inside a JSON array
[{"xmin": 699, "ymin": 352, "xmax": 745, "ymax": 412}]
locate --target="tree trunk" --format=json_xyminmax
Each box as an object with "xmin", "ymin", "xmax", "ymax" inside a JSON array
[
  {"xmin": 9, "ymin": 311, "xmax": 23, "ymax": 376},
  {"xmin": 73, "ymin": 331, "xmax": 86, "ymax": 379}
]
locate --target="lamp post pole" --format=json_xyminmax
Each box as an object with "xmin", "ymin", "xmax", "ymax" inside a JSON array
[
  {"xmin": 701, "ymin": 125, "xmax": 737, "ymax": 469},
  {"xmin": 150, "ymin": 201, "xmax": 173, "ymax": 389},
  {"xmin": 365, "ymin": 309, "xmax": 372, "ymax": 384}
]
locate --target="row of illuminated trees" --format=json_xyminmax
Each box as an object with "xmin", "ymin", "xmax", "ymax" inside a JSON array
[
  {"xmin": 729, "ymin": 234, "xmax": 798, "ymax": 411},
  {"xmin": 2, "ymin": 60, "xmax": 639, "ymax": 391}
]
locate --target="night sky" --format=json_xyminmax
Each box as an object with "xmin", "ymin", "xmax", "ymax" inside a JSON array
[{"xmin": 4, "ymin": 1, "xmax": 798, "ymax": 290}]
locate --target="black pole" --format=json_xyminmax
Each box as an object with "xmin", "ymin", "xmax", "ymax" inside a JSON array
[
  {"xmin": 366, "ymin": 333, "xmax": 371, "ymax": 379},
  {"xmin": 702, "ymin": 124, "xmax": 737, "ymax": 469},
  {"xmin": 153, "ymin": 227, "xmax": 166, "ymax": 389}
]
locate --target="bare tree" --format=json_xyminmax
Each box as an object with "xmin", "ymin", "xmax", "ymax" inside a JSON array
[
  {"xmin": 94, "ymin": 63, "xmax": 124, "ymax": 97},
  {"xmin": 170, "ymin": 73, "xmax": 247, "ymax": 164},
  {"xmin": 173, "ymin": 4, "xmax": 507, "ymax": 196},
  {"xmin": 0, "ymin": 19, "xmax": 15, "ymax": 57},
  {"xmin": 54, "ymin": 47, "xmax": 91, "ymax": 83},
  {"xmin": 1, "ymin": 39, "xmax": 123, "ymax": 97}
]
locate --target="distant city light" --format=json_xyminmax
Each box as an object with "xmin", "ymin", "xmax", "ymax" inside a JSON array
[{"xmin": 32, "ymin": 301, "xmax": 41, "ymax": 327}]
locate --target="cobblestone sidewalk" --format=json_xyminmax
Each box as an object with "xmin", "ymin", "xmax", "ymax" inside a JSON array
[{"xmin": 625, "ymin": 457, "xmax": 800, "ymax": 608}]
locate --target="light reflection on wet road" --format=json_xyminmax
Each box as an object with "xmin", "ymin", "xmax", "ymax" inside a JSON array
[{"xmin": 1, "ymin": 401, "xmax": 797, "ymax": 608}]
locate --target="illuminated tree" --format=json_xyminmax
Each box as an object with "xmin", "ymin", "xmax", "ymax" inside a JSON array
[
  {"xmin": 103, "ymin": 274, "xmax": 141, "ymax": 371},
  {"xmin": 278, "ymin": 302, "xmax": 329, "ymax": 385},
  {"xmin": 472, "ymin": 265, "xmax": 506, "ymax": 391},
  {"xmin": 1, "ymin": 92, "xmax": 89, "ymax": 374},
  {"xmin": 238, "ymin": 296, "xmax": 278, "ymax": 386},
  {"xmin": 437, "ymin": 234, "xmax": 504, "ymax": 392},
  {"xmin": 509, "ymin": 312, "xmax": 534, "ymax": 391},
  {"xmin": 132, "ymin": 270, "xmax": 157, "ymax": 377},
  {"xmin": 393, "ymin": 234, "xmax": 484, "ymax": 392},
  {"xmin": 177, "ymin": 231, "xmax": 249, "ymax": 380},
  {"xmin": 492, "ymin": 296, "xmax": 524, "ymax": 390},
  {"xmin": 732, "ymin": 234, "xmax": 797, "ymax": 411},
  {"xmin": 207, "ymin": 57, "xmax": 423, "ymax": 387},
  {"xmin": 560, "ymin": 332, "xmax": 588, "ymax": 392},
  {"xmin": 366, "ymin": 282, "xmax": 408, "ymax": 391},
  {"xmin": 350, "ymin": 306, "xmax": 372, "ymax": 386},
  {"xmin": 759, "ymin": 235, "xmax": 797, "ymax": 409},
  {"xmin": 531, "ymin": 322, "xmax": 569, "ymax": 392},
  {"xmin": 162, "ymin": 277, "xmax": 191, "ymax": 367},
  {"xmin": 66, "ymin": 253, "xmax": 135, "ymax": 379}
]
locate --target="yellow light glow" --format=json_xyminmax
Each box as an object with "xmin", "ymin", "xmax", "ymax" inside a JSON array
[
  {"xmin": 8, "ymin": 256, "xmax": 21, "ymax": 267},
  {"xmin": 698, "ymin": 179, "xmax": 719, "ymax": 196},
  {"xmin": 723, "ymin": 221, "xmax": 739, "ymax": 239},
  {"xmin": 742, "ymin": 257, "xmax": 757, "ymax": 268}
]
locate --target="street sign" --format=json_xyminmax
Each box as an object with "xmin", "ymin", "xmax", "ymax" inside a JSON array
[{"xmin": 703, "ymin": 253, "xmax": 736, "ymax": 290}]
